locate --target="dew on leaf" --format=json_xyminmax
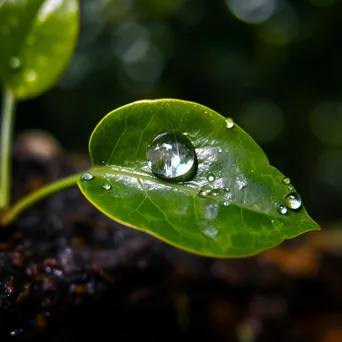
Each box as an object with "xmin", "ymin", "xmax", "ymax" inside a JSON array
[
  {"xmin": 225, "ymin": 118, "xmax": 235, "ymax": 129},
  {"xmin": 199, "ymin": 189, "xmax": 211, "ymax": 197},
  {"xmin": 282, "ymin": 177, "xmax": 291, "ymax": 185},
  {"xmin": 146, "ymin": 131, "xmax": 197, "ymax": 182},
  {"xmin": 102, "ymin": 183, "xmax": 111, "ymax": 190},
  {"xmin": 218, "ymin": 148, "xmax": 223, "ymax": 153},
  {"xmin": 80, "ymin": 172, "xmax": 94, "ymax": 181},
  {"xmin": 277, "ymin": 204, "xmax": 288, "ymax": 215},
  {"xmin": 207, "ymin": 174, "xmax": 216, "ymax": 182},
  {"xmin": 285, "ymin": 192, "xmax": 302, "ymax": 210},
  {"xmin": 223, "ymin": 201, "xmax": 229, "ymax": 207}
]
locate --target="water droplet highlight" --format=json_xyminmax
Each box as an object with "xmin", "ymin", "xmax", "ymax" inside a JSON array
[
  {"xmin": 199, "ymin": 189, "xmax": 211, "ymax": 197},
  {"xmin": 102, "ymin": 183, "xmax": 111, "ymax": 190},
  {"xmin": 146, "ymin": 131, "xmax": 197, "ymax": 182},
  {"xmin": 282, "ymin": 177, "xmax": 291, "ymax": 185},
  {"xmin": 285, "ymin": 192, "xmax": 302, "ymax": 210},
  {"xmin": 277, "ymin": 204, "xmax": 288, "ymax": 215},
  {"xmin": 225, "ymin": 118, "xmax": 234, "ymax": 129},
  {"xmin": 80, "ymin": 172, "xmax": 94, "ymax": 181},
  {"xmin": 207, "ymin": 174, "xmax": 216, "ymax": 182},
  {"xmin": 9, "ymin": 56, "xmax": 22, "ymax": 70},
  {"xmin": 223, "ymin": 201, "xmax": 229, "ymax": 207},
  {"xmin": 218, "ymin": 148, "xmax": 223, "ymax": 153}
]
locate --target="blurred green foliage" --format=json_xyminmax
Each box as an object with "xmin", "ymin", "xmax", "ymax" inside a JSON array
[{"xmin": 1, "ymin": 0, "xmax": 342, "ymax": 222}]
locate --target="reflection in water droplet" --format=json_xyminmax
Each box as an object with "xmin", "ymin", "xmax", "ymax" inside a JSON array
[
  {"xmin": 211, "ymin": 190, "xmax": 219, "ymax": 196},
  {"xmin": 288, "ymin": 185, "xmax": 293, "ymax": 191},
  {"xmin": 223, "ymin": 201, "xmax": 229, "ymax": 207},
  {"xmin": 207, "ymin": 174, "xmax": 216, "ymax": 182},
  {"xmin": 146, "ymin": 131, "xmax": 197, "ymax": 182},
  {"xmin": 80, "ymin": 172, "xmax": 94, "ymax": 181},
  {"xmin": 199, "ymin": 189, "xmax": 211, "ymax": 197},
  {"xmin": 285, "ymin": 192, "xmax": 302, "ymax": 210},
  {"xmin": 225, "ymin": 118, "xmax": 235, "ymax": 129},
  {"xmin": 218, "ymin": 148, "xmax": 223, "ymax": 153},
  {"xmin": 282, "ymin": 177, "xmax": 291, "ymax": 185},
  {"xmin": 102, "ymin": 183, "xmax": 111, "ymax": 190},
  {"xmin": 9, "ymin": 56, "xmax": 22, "ymax": 70},
  {"xmin": 277, "ymin": 204, "xmax": 288, "ymax": 215}
]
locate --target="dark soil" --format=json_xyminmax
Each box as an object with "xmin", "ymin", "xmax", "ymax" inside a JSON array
[{"xmin": 1, "ymin": 134, "xmax": 341, "ymax": 342}]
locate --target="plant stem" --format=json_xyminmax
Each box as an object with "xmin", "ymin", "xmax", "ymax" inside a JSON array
[
  {"xmin": 1, "ymin": 173, "xmax": 81, "ymax": 226},
  {"xmin": 0, "ymin": 89, "xmax": 16, "ymax": 210}
]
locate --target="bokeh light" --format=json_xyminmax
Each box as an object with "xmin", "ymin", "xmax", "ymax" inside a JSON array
[
  {"xmin": 256, "ymin": 2, "xmax": 299, "ymax": 45},
  {"xmin": 226, "ymin": 0, "xmax": 279, "ymax": 24},
  {"xmin": 310, "ymin": 101, "xmax": 342, "ymax": 147},
  {"xmin": 238, "ymin": 100, "xmax": 284, "ymax": 144}
]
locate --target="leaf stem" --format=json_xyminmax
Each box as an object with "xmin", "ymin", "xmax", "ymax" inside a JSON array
[
  {"xmin": 0, "ymin": 89, "xmax": 16, "ymax": 210},
  {"xmin": 1, "ymin": 173, "xmax": 81, "ymax": 226}
]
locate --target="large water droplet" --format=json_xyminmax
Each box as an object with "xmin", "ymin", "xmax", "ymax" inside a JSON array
[
  {"xmin": 80, "ymin": 172, "xmax": 94, "ymax": 181},
  {"xmin": 285, "ymin": 192, "xmax": 302, "ymax": 210},
  {"xmin": 102, "ymin": 183, "xmax": 111, "ymax": 190},
  {"xmin": 9, "ymin": 56, "xmax": 22, "ymax": 70},
  {"xmin": 225, "ymin": 118, "xmax": 235, "ymax": 129},
  {"xmin": 207, "ymin": 174, "xmax": 216, "ymax": 182},
  {"xmin": 146, "ymin": 131, "xmax": 197, "ymax": 182},
  {"xmin": 277, "ymin": 204, "xmax": 288, "ymax": 215},
  {"xmin": 282, "ymin": 177, "xmax": 291, "ymax": 185}
]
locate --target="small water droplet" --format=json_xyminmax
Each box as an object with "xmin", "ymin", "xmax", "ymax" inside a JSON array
[
  {"xmin": 80, "ymin": 172, "xmax": 94, "ymax": 181},
  {"xmin": 9, "ymin": 56, "xmax": 22, "ymax": 70},
  {"xmin": 102, "ymin": 183, "xmax": 111, "ymax": 190},
  {"xmin": 277, "ymin": 204, "xmax": 288, "ymax": 215},
  {"xmin": 288, "ymin": 185, "xmax": 293, "ymax": 191},
  {"xmin": 211, "ymin": 190, "xmax": 219, "ymax": 196},
  {"xmin": 225, "ymin": 118, "xmax": 234, "ymax": 129},
  {"xmin": 223, "ymin": 201, "xmax": 229, "ymax": 207},
  {"xmin": 232, "ymin": 164, "xmax": 236, "ymax": 168},
  {"xmin": 224, "ymin": 187, "xmax": 230, "ymax": 192},
  {"xmin": 282, "ymin": 177, "xmax": 291, "ymax": 185},
  {"xmin": 250, "ymin": 169, "xmax": 254, "ymax": 173},
  {"xmin": 207, "ymin": 174, "xmax": 215, "ymax": 182},
  {"xmin": 199, "ymin": 189, "xmax": 211, "ymax": 197},
  {"xmin": 146, "ymin": 132, "xmax": 197, "ymax": 182},
  {"xmin": 285, "ymin": 192, "xmax": 302, "ymax": 210},
  {"xmin": 218, "ymin": 148, "xmax": 223, "ymax": 153}
]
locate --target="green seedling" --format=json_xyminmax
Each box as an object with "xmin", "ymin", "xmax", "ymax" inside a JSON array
[{"xmin": 0, "ymin": 0, "xmax": 320, "ymax": 258}]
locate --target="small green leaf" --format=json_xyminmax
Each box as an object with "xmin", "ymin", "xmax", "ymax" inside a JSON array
[
  {"xmin": 78, "ymin": 99, "xmax": 320, "ymax": 258},
  {"xmin": 0, "ymin": 0, "xmax": 79, "ymax": 100}
]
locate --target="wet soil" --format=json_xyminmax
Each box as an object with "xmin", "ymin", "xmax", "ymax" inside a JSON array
[{"xmin": 1, "ymin": 134, "xmax": 342, "ymax": 342}]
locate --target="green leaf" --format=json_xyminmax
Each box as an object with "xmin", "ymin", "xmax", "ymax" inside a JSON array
[
  {"xmin": 78, "ymin": 99, "xmax": 320, "ymax": 258},
  {"xmin": 0, "ymin": 0, "xmax": 79, "ymax": 100}
]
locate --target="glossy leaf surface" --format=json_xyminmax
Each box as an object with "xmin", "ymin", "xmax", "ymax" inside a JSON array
[
  {"xmin": 78, "ymin": 99, "xmax": 320, "ymax": 258},
  {"xmin": 0, "ymin": 0, "xmax": 79, "ymax": 100}
]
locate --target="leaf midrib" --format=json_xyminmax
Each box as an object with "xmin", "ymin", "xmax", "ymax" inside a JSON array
[{"xmin": 91, "ymin": 165, "xmax": 316, "ymax": 228}]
